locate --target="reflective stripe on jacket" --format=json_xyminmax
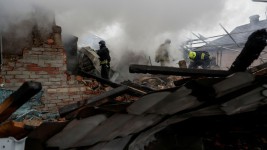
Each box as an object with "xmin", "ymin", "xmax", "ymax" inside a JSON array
[
  {"xmin": 201, "ymin": 53, "xmax": 205, "ymax": 60},
  {"xmin": 100, "ymin": 59, "xmax": 109, "ymax": 65}
]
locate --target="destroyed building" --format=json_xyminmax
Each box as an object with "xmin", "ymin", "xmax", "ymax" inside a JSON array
[
  {"xmin": 0, "ymin": 10, "xmax": 95, "ymax": 114},
  {"xmin": 0, "ymin": 6, "xmax": 267, "ymax": 150},
  {"xmin": 189, "ymin": 15, "xmax": 267, "ymax": 70}
]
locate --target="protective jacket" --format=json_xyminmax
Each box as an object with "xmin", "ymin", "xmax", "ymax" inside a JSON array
[
  {"xmin": 192, "ymin": 51, "xmax": 210, "ymax": 61},
  {"xmin": 189, "ymin": 51, "xmax": 211, "ymax": 69},
  {"xmin": 97, "ymin": 44, "xmax": 111, "ymax": 65}
]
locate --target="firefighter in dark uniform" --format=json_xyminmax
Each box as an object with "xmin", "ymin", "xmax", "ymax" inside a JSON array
[
  {"xmin": 188, "ymin": 51, "xmax": 211, "ymax": 69},
  {"xmin": 97, "ymin": 40, "xmax": 111, "ymax": 79}
]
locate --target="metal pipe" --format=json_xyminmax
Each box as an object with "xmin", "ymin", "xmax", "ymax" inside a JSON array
[{"xmin": 219, "ymin": 23, "xmax": 240, "ymax": 47}]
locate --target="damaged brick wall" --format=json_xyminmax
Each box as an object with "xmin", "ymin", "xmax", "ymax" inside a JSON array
[{"xmin": 0, "ymin": 25, "xmax": 91, "ymax": 112}]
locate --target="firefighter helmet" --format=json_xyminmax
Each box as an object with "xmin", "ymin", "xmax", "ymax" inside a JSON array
[
  {"xmin": 188, "ymin": 51, "xmax": 196, "ymax": 59},
  {"xmin": 165, "ymin": 39, "xmax": 171, "ymax": 44},
  {"xmin": 99, "ymin": 40, "xmax": 106, "ymax": 45}
]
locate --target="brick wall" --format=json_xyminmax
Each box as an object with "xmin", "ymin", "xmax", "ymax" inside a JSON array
[{"xmin": 0, "ymin": 26, "xmax": 91, "ymax": 113}]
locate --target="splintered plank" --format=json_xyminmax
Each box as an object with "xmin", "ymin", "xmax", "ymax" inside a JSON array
[
  {"xmin": 0, "ymin": 81, "xmax": 42, "ymax": 123},
  {"xmin": 59, "ymin": 85, "xmax": 129, "ymax": 117},
  {"xmin": 129, "ymin": 64, "xmax": 232, "ymax": 77}
]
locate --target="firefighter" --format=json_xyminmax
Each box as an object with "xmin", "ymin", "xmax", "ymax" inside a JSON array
[
  {"xmin": 97, "ymin": 40, "xmax": 111, "ymax": 79},
  {"xmin": 155, "ymin": 39, "xmax": 171, "ymax": 66},
  {"xmin": 188, "ymin": 51, "xmax": 211, "ymax": 69}
]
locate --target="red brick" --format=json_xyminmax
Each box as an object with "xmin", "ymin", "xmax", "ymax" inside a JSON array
[
  {"xmin": 27, "ymin": 66, "xmax": 42, "ymax": 71},
  {"xmin": 26, "ymin": 63, "xmax": 39, "ymax": 67}
]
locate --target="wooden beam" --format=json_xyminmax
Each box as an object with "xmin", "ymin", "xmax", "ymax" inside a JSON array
[{"xmin": 129, "ymin": 64, "xmax": 232, "ymax": 77}]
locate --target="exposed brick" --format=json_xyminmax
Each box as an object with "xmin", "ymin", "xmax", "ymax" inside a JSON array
[
  {"xmin": 2, "ymin": 66, "xmax": 14, "ymax": 71},
  {"xmin": 57, "ymin": 88, "xmax": 68, "ymax": 93},
  {"xmin": 46, "ymin": 103, "xmax": 57, "ymax": 107},
  {"xmin": 47, "ymin": 89, "xmax": 57, "ymax": 93},
  {"xmin": 50, "ymin": 99, "xmax": 63, "ymax": 103},
  {"xmin": 34, "ymin": 78, "xmax": 49, "ymax": 83},
  {"xmin": 51, "ymin": 63, "xmax": 64, "ymax": 67},
  {"xmin": 9, "ymin": 71, "xmax": 22, "ymax": 75},
  {"xmin": 15, "ymin": 75, "xmax": 29, "ymax": 79},
  {"xmin": 2, "ymin": 46, "xmax": 89, "ymax": 112},
  {"xmin": 27, "ymin": 66, "xmax": 41, "ymax": 72},
  {"xmin": 7, "ymin": 62, "xmax": 15, "ymax": 67},
  {"xmin": 56, "ymin": 103, "xmax": 66, "ymax": 107},
  {"xmin": 29, "ymin": 51, "xmax": 43, "ymax": 55},
  {"xmin": 23, "ymin": 55, "xmax": 38, "ymax": 60},
  {"xmin": 69, "ymin": 95, "xmax": 81, "ymax": 99},
  {"xmin": 49, "ymin": 78, "xmax": 62, "ymax": 82},
  {"xmin": 31, "ymin": 47, "xmax": 45, "ymax": 52},
  {"xmin": 22, "ymin": 71, "xmax": 32, "ymax": 75},
  {"xmin": 73, "ymin": 98, "xmax": 83, "ymax": 102},
  {"xmin": 4, "ymin": 75, "xmax": 14, "ymax": 79},
  {"xmin": 46, "ymin": 70, "xmax": 61, "ymax": 75},
  {"xmin": 26, "ymin": 63, "xmax": 39, "ymax": 67},
  {"xmin": 38, "ymin": 55, "xmax": 53, "ymax": 60},
  {"xmin": 69, "ymin": 87, "xmax": 81, "ymax": 92},
  {"xmin": 5, "ymin": 79, "xmax": 11, "ymax": 83},
  {"xmin": 32, "ymin": 74, "xmax": 50, "ymax": 79},
  {"xmin": 43, "ymin": 44, "xmax": 51, "ymax": 48},
  {"xmin": 57, "ymin": 95, "xmax": 69, "ymax": 99},
  {"xmin": 52, "ymin": 45, "xmax": 64, "ymax": 49},
  {"xmin": 14, "ymin": 79, "xmax": 26, "ymax": 83},
  {"xmin": 42, "ymin": 81, "xmax": 59, "ymax": 86},
  {"xmin": 16, "ymin": 68, "xmax": 27, "ymax": 71},
  {"xmin": 80, "ymin": 87, "xmax": 86, "ymax": 91},
  {"xmin": 36, "ymin": 71, "xmax": 48, "ymax": 75},
  {"xmin": 15, "ymin": 62, "xmax": 23, "ymax": 67}
]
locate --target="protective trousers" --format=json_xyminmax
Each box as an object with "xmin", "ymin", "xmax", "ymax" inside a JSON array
[{"xmin": 101, "ymin": 64, "xmax": 110, "ymax": 79}]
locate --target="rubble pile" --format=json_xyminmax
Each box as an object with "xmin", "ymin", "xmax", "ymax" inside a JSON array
[{"xmin": 132, "ymin": 75, "xmax": 182, "ymax": 90}]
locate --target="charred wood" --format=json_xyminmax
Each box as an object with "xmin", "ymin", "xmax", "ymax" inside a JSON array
[
  {"xmin": 25, "ymin": 122, "xmax": 68, "ymax": 150},
  {"xmin": 230, "ymin": 29, "xmax": 267, "ymax": 72},
  {"xmin": 129, "ymin": 64, "xmax": 232, "ymax": 77}
]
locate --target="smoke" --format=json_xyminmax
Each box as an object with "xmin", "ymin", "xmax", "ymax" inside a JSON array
[{"xmin": 0, "ymin": 0, "xmax": 266, "ymax": 79}]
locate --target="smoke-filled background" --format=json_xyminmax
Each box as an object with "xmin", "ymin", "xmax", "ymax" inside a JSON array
[{"xmin": 0, "ymin": 0, "xmax": 266, "ymax": 80}]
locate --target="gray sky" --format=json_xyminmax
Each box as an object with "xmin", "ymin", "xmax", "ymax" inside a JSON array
[{"xmin": 0, "ymin": 0, "xmax": 267, "ymax": 64}]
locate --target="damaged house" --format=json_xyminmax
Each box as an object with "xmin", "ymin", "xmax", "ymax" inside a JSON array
[
  {"xmin": 0, "ymin": 6, "xmax": 267, "ymax": 150},
  {"xmin": 0, "ymin": 10, "xmax": 97, "ymax": 115},
  {"xmin": 187, "ymin": 15, "xmax": 267, "ymax": 70}
]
